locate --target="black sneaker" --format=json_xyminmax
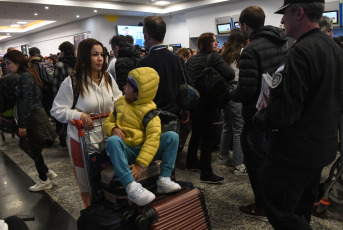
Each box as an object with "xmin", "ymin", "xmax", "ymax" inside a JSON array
[
  {"xmin": 239, "ymin": 203, "xmax": 268, "ymax": 222},
  {"xmin": 200, "ymin": 172, "xmax": 224, "ymax": 184}
]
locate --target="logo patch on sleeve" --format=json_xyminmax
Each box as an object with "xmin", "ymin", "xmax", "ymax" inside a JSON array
[{"xmin": 271, "ymin": 73, "xmax": 282, "ymax": 88}]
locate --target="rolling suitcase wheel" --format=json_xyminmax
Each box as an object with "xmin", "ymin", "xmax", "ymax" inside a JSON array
[{"xmin": 135, "ymin": 208, "xmax": 157, "ymax": 230}]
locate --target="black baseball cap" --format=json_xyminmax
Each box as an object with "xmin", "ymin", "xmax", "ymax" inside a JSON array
[{"xmin": 275, "ymin": 0, "xmax": 325, "ymax": 14}]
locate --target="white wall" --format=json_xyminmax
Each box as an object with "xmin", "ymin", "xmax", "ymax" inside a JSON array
[
  {"xmin": 163, "ymin": 12, "xmax": 189, "ymax": 48},
  {"xmin": 162, "ymin": 0, "xmax": 341, "ymax": 48},
  {"xmin": 1, "ymin": 0, "xmax": 340, "ymax": 54},
  {"xmin": 0, "ymin": 15, "xmax": 143, "ymax": 56}
]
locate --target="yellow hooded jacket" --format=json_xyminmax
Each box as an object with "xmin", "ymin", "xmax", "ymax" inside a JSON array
[{"xmin": 103, "ymin": 67, "xmax": 161, "ymax": 167}]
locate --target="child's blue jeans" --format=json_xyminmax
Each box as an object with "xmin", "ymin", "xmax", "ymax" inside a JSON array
[{"xmin": 105, "ymin": 131, "xmax": 179, "ymax": 187}]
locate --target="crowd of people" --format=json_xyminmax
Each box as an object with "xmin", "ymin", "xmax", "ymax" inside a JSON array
[{"xmin": 1, "ymin": 0, "xmax": 343, "ymax": 229}]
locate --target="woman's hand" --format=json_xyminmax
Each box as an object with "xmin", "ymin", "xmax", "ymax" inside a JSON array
[
  {"xmin": 18, "ymin": 128, "xmax": 27, "ymax": 138},
  {"xmin": 130, "ymin": 164, "xmax": 143, "ymax": 180},
  {"xmin": 80, "ymin": 113, "xmax": 94, "ymax": 129},
  {"xmin": 112, "ymin": 127, "xmax": 125, "ymax": 140}
]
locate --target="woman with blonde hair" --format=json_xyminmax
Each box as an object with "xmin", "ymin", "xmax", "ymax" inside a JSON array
[{"xmin": 51, "ymin": 38, "xmax": 122, "ymax": 207}]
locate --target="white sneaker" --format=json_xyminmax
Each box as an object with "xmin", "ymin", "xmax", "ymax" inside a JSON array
[
  {"xmin": 29, "ymin": 179, "xmax": 53, "ymax": 192},
  {"xmin": 126, "ymin": 181, "xmax": 155, "ymax": 206},
  {"xmin": 46, "ymin": 169, "xmax": 58, "ymax": 180},
  {"xmin": 233, "ymin": 164, "xmax": 248, "ymax": 176},
  {"xmin": 157, "ymin": 177, "xmax": 181, "ymax": 193}
]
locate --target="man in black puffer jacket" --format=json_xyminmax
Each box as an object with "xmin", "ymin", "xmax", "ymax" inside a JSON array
[
  {"xmin": 110, "ymin": 35, "xmax": 141, "ymax": 92},
  {"xmin": 229, "ymin": 6, "xmax": 288, "ymax": 220}
]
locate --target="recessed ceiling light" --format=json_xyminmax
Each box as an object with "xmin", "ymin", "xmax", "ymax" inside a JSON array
[
  {"xmin": 45, "ymin": 6, "xmax": 49, "ymax": 10},
  {"xmin": 76, "ymin": 15, "xmax": 80, "ymax": 18},
  {"xmin": 94, "ymin": 9, "xmax": 97, "ymax": 13},
  {"xmin": 154, "ymin": 1, "xmax": 170, "ymax": 5},
  {"xmin": 17, "ymin": 21, "xmax": 28, "ymax": 24},
  {"xmin": 34, "ymin": 13, "xmax": 38, "ymax": 16},
  {"xmin": 6, "ymin": 33, "xmax": 10, "ymax": 36}
]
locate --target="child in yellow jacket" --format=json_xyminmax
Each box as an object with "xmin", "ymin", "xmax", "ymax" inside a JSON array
[{"xmin": 103, "ymin": 67, "xmax": 181, "ymax": 206}]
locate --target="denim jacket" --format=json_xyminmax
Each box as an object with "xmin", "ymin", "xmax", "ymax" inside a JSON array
[{"xmin": 16, "ymin": 72, "xmax": 43, "ymax": 128}]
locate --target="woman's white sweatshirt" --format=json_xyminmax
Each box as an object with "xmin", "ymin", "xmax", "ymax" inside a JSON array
[{"xmin": 51, "ymin": 74, "xmax": 122, "ymax": 143}]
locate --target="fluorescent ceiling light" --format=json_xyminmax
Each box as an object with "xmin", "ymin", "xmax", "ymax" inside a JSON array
[
  {"xmin": 17, "ymin": 22, "xmax": 28, "ymax": 24},
  {"xmin": 34, "ymin": 13, "xmax": 38, "ymax": 16},
  {"xmin": 155, "ymin": 1, "xmax": 170, "ymax": 6},
  {"xmin": 0, "ymin": 20, "xmax": 56, "ymax": 33},
  {"xmin": 0, "ymin": 35, "xmax": 12, "ymax": 41},
  {"xmin": 10, "ymin": 24, "xmax": 20, "ymax": 27}
]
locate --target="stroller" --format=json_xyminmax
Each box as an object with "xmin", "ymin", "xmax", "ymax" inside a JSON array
[{"xmin": 312, "ymin": 116, "xmax": 343, "ymax": 218}]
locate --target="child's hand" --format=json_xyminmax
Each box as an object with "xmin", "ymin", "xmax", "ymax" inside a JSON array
[
  {"xmin": 112, "ymin": 127, "xmax": 125, "ymax": 140},
  {"xmin": 130, "ymin": 164, "xmax": 143, "ymax": 180}
]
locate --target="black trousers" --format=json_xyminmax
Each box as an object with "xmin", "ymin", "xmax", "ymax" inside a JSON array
[
  {"xmin": 186, "ymin": 99, "xmax": 218, "ymax": 174},
  {"xmin": 241, "ymin": 122, "xmax": 267, "ymax": 209},
  {"xmin": 261, "ymin": 156, "xmax": 322, "ymax": 230},
  {"xmin": 19, "ymin": 137, "xmax": 48, "ymax": 181}
]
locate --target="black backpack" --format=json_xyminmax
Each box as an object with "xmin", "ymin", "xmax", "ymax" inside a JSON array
[
  {"xmin": 38, "ymin": 62, "xmax": 54, "ymax": 91},
  {"xmin": 199, "ymin": 54, "xmax": 230, "ymax": 108},
  {"xmin": 37, "ymin": 62, "xmax": 55, "ymax": 115},
  {"xmin": 0, "ymin": 74, "xmax": 20, "ymax": 113}
]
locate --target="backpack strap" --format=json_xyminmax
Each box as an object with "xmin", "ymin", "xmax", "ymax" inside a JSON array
[
  {"xmin": 112, "ymin": 108, "xmax": 117, "ymax": 119},
  {"xmin": 142, "ymin": 109, "xmax": 160, "ymax": 128},
  {"xmin": 70, "ymin": 73, "xmax": 79, "ymax": 110},
  {"xmin": 206, "ymin": 53, "xmax": 214, "ymax": 67}
]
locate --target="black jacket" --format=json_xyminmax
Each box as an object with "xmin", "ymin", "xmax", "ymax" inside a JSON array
[
  {"xmin": 186, "ymin": 52, "xmax": 235, "ymax": 85},
  {"xmin": 136, "ymin": 45, "xmax": 183, "ymax": 116},
  {"xmin": 230, "ymin": 26, "xmax": 288, "ymax": 123},
  {"xmin": 0, "ymin": 73, "xmax": 20, "ymax": 113},
  {"xmin": 115, "ymin": 46, "xmax": 141, "ymax": 91},
  {"xmin": 16, "ymin": 72, "xmax": 43, "ymax": 128},
  {"xmin": 254, "ymin": 28, "xmax": 343, "ymax": 168}
]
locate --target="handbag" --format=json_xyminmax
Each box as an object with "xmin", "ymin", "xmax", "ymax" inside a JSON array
[{"xmin": 178, "ymin": 59, "xmax": 200, "ymax": 111}]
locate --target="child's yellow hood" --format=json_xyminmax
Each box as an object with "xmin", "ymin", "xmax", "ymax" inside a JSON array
[{"xmin": 128, "ymin": 67, "xmax": 160, "ymax": 105}]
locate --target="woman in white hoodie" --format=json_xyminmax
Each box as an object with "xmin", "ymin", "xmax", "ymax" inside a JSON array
[{"xmin": 51, "ymin": 38, "xmax": 122, "ymax": 207}]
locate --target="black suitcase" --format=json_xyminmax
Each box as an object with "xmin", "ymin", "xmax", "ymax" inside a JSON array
[{"xmin": 77, "ymin": 199, "xmax": 134, "ymax": 230}]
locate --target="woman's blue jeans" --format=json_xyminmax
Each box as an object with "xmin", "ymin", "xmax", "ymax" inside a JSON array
[{"xmin": 105, "ymin": 131, "xmax": 179, "ymax": 187}]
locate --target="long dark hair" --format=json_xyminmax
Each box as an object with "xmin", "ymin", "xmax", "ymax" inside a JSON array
[
  {"xmin": 221, "ymin": 29, "xmax": 245, "ymax": 66},
  {"xmin": 74, "ymin": 38, "xmax": 110, "ymax": 97},
  {"xmin": 198, "ymin": 32, "xmax": 215, "ymax": 54},
  {"xmin": 4, "ymin": 50, "xmax": 43, "ymax": 89}
]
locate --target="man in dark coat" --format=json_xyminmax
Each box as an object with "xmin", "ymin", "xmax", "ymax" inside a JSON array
[
  {"xmin": 136, "ymin": 16, "xmax": 188, "ymax": 118},
  {"xmin": 229, "ymin": 6, "xmax": 288, "ymax": 220},
  {"xmin": 110, "ymin": 35, "xmax": 141, "ymax": 92},
  {"xmin": 253, "ymin": 0, "xmax": 343, "ymax": 228}
]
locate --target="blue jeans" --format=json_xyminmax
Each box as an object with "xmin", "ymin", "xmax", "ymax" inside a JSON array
[
  {"xmin": 220, "ymin": 100, "xmax": 244, "ymax": 166},
  {"xmin": 105, "ymin": 131, "xmax": 179, "ymax": 187},
  {"xmin": 241, "ymin": 122, "xmax": 266, "ymax": 209}
]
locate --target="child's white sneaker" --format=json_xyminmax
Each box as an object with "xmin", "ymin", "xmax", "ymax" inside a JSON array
[
  {"xmin": 157, "ymin": 176, "xmax": 181, "ymax": 193},
  {"xmin": 29, "ymin": 179, "xmax": 53, "ymax": 192},
  {"xmin": 46, "ymin": 169, "xmax": 58, "ymax": 180},
  {"xmin": 126, "ymin": 181, "xmax": 155, "ymax": 206}
]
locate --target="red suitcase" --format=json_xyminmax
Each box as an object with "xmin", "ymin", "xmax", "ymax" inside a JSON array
[{"xmin": 135, "ymin": 188, "xmax": 211, "ymax": 230}]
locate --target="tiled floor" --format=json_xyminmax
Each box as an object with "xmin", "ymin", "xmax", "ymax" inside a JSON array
[{"xmin": 0, "ymin": 132, "xmax": 343, "ymax": 230}]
